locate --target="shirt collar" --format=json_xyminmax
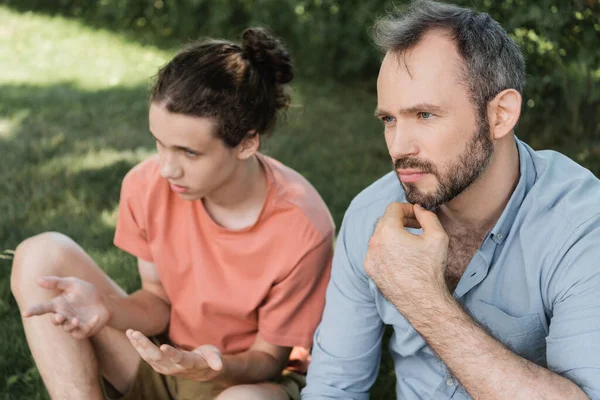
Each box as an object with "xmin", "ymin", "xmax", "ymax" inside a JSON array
[{"xmin": 488, "ymin": 137, "xmax": 536, "ymax": 245}]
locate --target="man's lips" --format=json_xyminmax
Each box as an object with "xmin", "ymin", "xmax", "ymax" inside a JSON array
[{"xmin": 397, "ymin": 169, "xmax": 428, "ymax": 183}]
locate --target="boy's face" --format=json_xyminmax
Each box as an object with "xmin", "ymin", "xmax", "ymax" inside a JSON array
[
  {"xmin": 376, "ymin": 30, "xmax": 494, "ymax": 210},
  {"xmin": 148, "ymin": 102, "xmax": 243, "ymax": 201}
]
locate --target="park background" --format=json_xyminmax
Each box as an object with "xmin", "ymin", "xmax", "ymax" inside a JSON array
[{"xmin": 0, "ymin": 0, "xmax": 598, "ymax": 398}]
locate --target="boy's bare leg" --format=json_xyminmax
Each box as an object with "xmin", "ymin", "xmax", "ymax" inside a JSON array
[
  {"xmin": 216, "ymin": 383, "xmax": 290, "ymax": 400},
  {"xmin": 10, "ymin": 232, "xmax": 141, "ymax": 400}
]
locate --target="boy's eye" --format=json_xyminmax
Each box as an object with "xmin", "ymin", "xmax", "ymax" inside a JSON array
[{"xmin": 418, "ymin": 112, "xmax": 433, "ymax": 119}]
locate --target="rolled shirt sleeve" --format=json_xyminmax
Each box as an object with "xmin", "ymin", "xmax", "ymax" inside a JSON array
[
  {"xmin": 546, "ymin": 218, "xmax": 600, "ymax": 399},
  {"xmin": 302, "ymin": 211, "xmax": 384, "ymax": 399}
]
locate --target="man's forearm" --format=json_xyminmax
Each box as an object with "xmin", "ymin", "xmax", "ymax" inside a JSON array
[
  {"xmin": 403, "ymin": 292, "xmax": 587, "ymax": 400},
  {"xmin": 104, "ymin": 289, "xmax": 170, "ymax": 336},
  {"xmin": 218, "ymin": 349, "xmax": 286, "ymax": 386}
]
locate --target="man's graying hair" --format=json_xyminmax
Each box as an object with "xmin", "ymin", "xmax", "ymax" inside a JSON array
[{"xmin": 374, "ymin": 0, "xmax": 525, "ymax": 116}]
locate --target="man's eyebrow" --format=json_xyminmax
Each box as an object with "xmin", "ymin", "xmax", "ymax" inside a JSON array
[
  {"xmin": 374, "ymin": 103, "xmax": 446, "ymax": 117},
  {"xmin": 374, "ymin": 108, "xmax": 391, "ymax": 117},
  {"xmin": 397, "ymin": 103, "xmax": 445, "ymax": 115}
]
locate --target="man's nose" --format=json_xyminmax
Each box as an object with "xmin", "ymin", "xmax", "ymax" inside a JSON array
[{"xmin": 388, "ymin": 123, "xmax": 419, "ymax": 160}]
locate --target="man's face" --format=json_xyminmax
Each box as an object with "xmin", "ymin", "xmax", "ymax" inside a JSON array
[
  {"xmin": 376, "ymin": 31, "xmax": 493, "ymax": 210},
  {"xmin": 149, "ymin": 102, "xmax": 240, "ymax": 201}
]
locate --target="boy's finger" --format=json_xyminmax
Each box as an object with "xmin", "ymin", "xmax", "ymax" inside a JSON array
[
  {"xmin": 23, "ymin": 301, "xmax": 55, "ymax": 318},
  {"xmin": 129, "ymin": 330, "xmax": 164, "ymax": 362},
  {"xmin": 38, "ymin": 276, "xmax": 72, "ymax": 291},
  {"xmin": 52, "ymin": 313, "xmax": 66, "ymax": 325},
  {"xmin": 198, "ymin": 347, "xmax": 223, "ymax": 371},
  {"xmin": 162, "ymin": 345, "xmax": 193, "ymax": 368},
  {"xmin": 62, "ymin": 317, "xmax": 79, "ymax": 332}
]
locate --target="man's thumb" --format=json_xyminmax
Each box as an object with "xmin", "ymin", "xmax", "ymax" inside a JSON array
[{"xmin": 413, "ymin": 204, "xmax": 445, "ymax": 236}]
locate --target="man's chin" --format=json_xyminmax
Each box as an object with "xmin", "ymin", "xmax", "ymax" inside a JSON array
[{"xmin": 404, "ymin": 190, "xmax": 441, "ymax": 211}]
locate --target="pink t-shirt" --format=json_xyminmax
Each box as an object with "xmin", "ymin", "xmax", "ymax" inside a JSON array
[{"xmin": 114, "ymin": 153, "xmax": 334, "ymax": 362}]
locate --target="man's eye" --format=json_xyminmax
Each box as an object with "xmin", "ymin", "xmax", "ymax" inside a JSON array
[
  {"xmin": 418, "ymin": 112, "xmax": 433, "ymax": 119},
  {"xmin": 184, "ymin": 150, "xmax": 198, "ymax": 157},
  {"xmin": 381, "ymin": 116, "xmax": 395, "ymax": 124}
]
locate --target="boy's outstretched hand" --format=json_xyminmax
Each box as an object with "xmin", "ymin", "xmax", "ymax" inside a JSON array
[
  {"xmin": 22, "ymin": 276, "xmax": 109, "ymax": 339},
  {"xmin": 126, "ymin": 329, "xmax": 224, "ymax": 381}
]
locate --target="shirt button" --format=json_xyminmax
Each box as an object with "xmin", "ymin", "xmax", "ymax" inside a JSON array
[
  {"xmin": 316, "ymin": 335, "xmax": 321, "ymax": 344},
  {"xmin": 496, "ymin": 233, "xmax": 503, "ymax": 240},
  {"xmin": 446, "ymin": 377, "xmax": 456, "ymax": 386}
]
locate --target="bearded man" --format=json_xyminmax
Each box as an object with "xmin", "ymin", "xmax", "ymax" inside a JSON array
[{"xmin": 302, "ymin": 1, "xmax": 600, "ymax": 399}]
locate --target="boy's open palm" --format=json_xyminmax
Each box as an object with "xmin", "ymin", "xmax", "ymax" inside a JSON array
[
  {"xmin": 23, "ymin": 276, "xmax": 109, "ymax": 339},
  {"xmin": 126, "ymin": 329, "xmax": 223, "ymax": 381}
]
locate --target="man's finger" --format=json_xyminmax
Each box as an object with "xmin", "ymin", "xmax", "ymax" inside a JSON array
[
  {"xmin": 402, "ymin": 216, "xmax": 422, "ymax": 229},
  {"xmin": 383, "ymin": 202, "xmax": 415, "ymax": 228},
  {"xmin": 38, "ymin": 276, "xmax": 72, "ymax": 291},
  {"xmin": 23, "ymin": 301, "xmax": 56, "ymax": 318},
  {"xmin": 413, "ymin": 204, "xmax": 446, "ymax": 237}
]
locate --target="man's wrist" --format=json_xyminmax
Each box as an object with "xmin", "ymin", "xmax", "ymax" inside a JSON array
[{"xmin": 399, "ymin": 287, "xmax": 458, "ymax": 330}]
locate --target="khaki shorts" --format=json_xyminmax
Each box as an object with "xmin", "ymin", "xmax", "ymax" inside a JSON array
[{"xmin": 101, "ymin": 336, "xmax": 305, "ymax": 400}]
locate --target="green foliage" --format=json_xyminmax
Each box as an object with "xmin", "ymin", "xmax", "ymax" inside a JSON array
[{"xmin": 4, "ymin": 0, "xmax": 599, "ymax": 158}]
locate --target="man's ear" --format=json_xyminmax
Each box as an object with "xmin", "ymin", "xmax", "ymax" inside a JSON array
[
  {"xmin": 237, "ymin": 130, "xmax": 260, "ymax": 160},
  {"xmin": 487, "ymin": 89, "xmax": 522, "ymax": 140}
]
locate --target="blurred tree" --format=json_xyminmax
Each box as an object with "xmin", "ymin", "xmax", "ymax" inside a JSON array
[{"xmin": 4, "ymin": 0, "xmax": 598, "ymax": 166}]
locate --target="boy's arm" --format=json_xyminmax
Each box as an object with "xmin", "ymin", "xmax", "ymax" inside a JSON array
[
  {"xmin": 217, "ymin": 334, "xmax": 292, "ymax": 384},
  {"xmin": 105, "ymin": 258, "xmax": 170, "ymax": 336}
]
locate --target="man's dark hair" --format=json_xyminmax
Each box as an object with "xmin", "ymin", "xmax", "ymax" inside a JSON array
[{"xmin": 374, "ymin": 0, "xmax": 525, "ymax": 116}]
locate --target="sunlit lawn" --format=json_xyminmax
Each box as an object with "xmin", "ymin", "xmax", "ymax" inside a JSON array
[{"xmin": 0, "ymin": 6, "xmax": 396, "ymax": 399}]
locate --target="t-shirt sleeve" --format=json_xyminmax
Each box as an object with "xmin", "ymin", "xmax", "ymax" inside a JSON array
[
  {"xmin": 257, "ymin": 232, "xmax": 334, "ymax": 349},
  {"xmin": 113, "ymin": 171, "xmax": 153, "ymax": 262}
]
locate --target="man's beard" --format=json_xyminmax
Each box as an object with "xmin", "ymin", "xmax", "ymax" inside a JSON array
[{"xmin": 394, "ymin": 115, "xmax": 494, "ymax": 211}]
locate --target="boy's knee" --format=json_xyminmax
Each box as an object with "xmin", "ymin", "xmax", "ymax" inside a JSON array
[
  {"xmin": 216, "ymin": 384, "xmax": 288, "ymax": 400},
  {"xmin": 216, "ymin": 386, "xmax": 253, "ymax": 400},
  {"xmin": 10, "ymin": 232, "xmax": 76, "ymax": 297}
]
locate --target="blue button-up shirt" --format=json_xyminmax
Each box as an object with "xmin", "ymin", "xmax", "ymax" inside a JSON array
[{"xmin": 303, "ymin": 139, "xmax": 600, "ymax": 399}]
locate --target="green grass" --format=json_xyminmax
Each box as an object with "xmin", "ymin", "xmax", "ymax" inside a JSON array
[{"xmin": 0, "ymin": 6, "xmax": 395, "ymax": 399}]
